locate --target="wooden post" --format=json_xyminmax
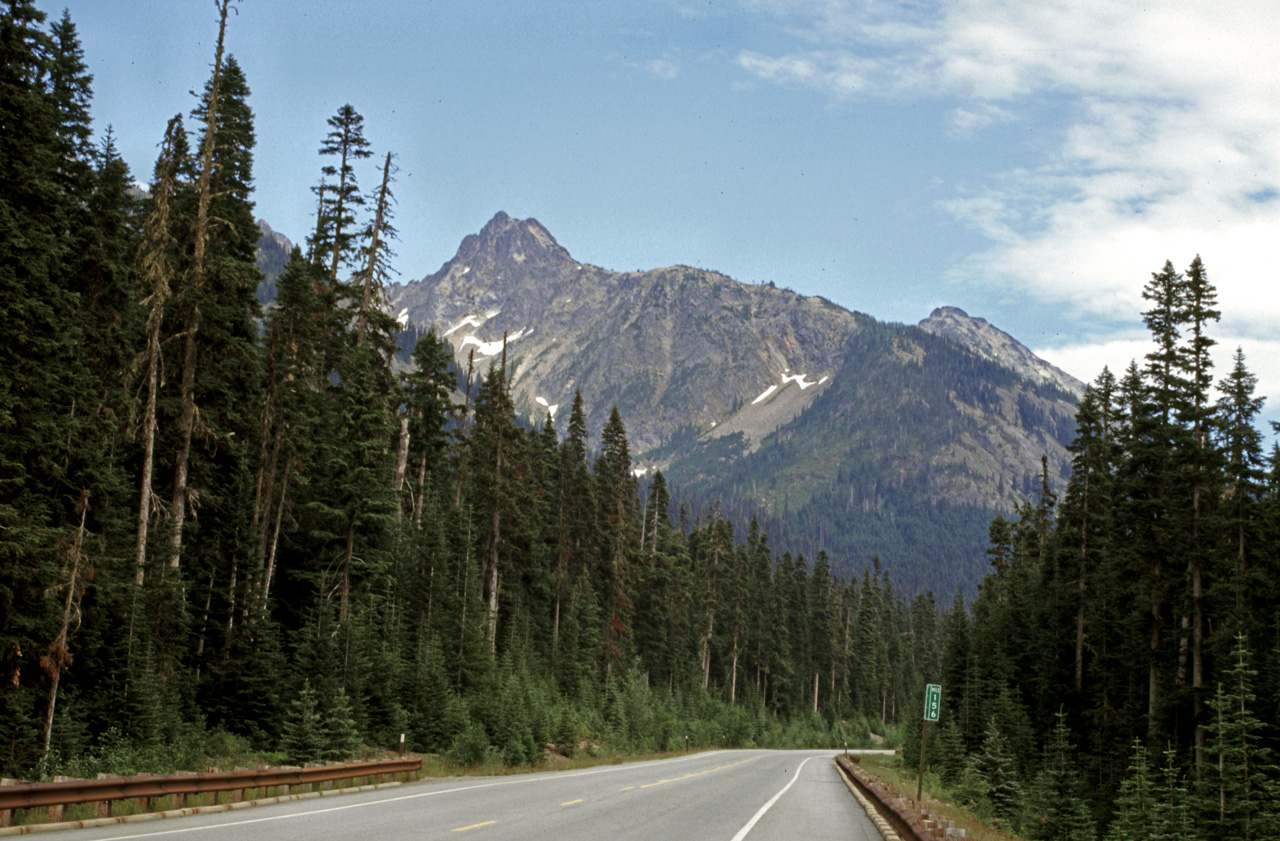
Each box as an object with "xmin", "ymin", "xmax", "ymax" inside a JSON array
[
  {"xmin": 47, "ymin": 776, "xmax": 72, "ymax": 822},
  {"xmin": 94, "ymin": 773, "xmax": 116, "ymax": 817},
  {"xmin": 917, "ymin": 719, "xmax": 929, "ymax": 803}
]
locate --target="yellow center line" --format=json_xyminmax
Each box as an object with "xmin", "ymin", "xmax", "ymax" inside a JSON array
[
  {"xmin": 452, "ymin": 821, "xmax": 496, "ymax": 832},
  {"xmin": 637, "ymin": 755, "xmax": 762, "ymax": 789},
  {"xmin": 619, "ymin": 786, "xmax": 634, "ymax": 791},
  {"xmin": 561, "ymin": 799, "xmax": 583, "ymax": 806}
]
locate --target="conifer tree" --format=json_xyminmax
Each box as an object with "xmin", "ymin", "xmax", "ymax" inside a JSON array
[
  {"xmin": 1178, "ymin": 255, "xmax": 1220, "ymax": 772},
  {"xmin": 1, "ymin": 1, "xmax": 97, "ymax": 773},
  {"xmin": 1106, "ymin": 742, "xmax": 1154, "ymax": 841},
  {"xmin": 967, "ymin": 716, "xmax": 1025, "ymax": 829},
  {"xmin": 468, "ymin": 363, "xmax": 522, "ymax": 649},
  {"xmin": 1201, "ymin": 634, "xmax": 1278, "ymax": 839},
  {"xmin": 403, "ymin": 331, "xmax": 456, "ymax": 524},
  {"xmin": 1027, "ymin": 712, "xmax": 1097, "ymax": 841},
  {"xmin": 322, "ymin": 687, "xmax": 360, "ymax": 762},
  {"xmin": 1060, "ymin": 373, "xmax": 1117, "ymax": 693},
  {"xmin": 252, "ymin": 249, "xmax": 327, "ymax": 617},
  {"xmin": 131, "ymin": 113, "xmax": 187, "ymax": 593},
  {"xmin": 1214, "ymin": 349, "xmax": 1266, "ymax": 632},
  {"xmin": 1150, "ymin": 745, "xmax": 1197, "ymax": 841},
  {"xmin": 281, "ymin": 679, "xmax": 324, "ymax": 765},
  {"xmin": 595, "ymin": 407, "xmax": 637, "ymax": 677},
  {"xmin": 168, "ymin": 0, "xmax": 238, "ymax": 570},
  {"xmin": 552, "ymin": 392, "xmax": 596, "ymax": 649},
  {"xmin": 352, "ymin": 151, "xmax": 399, "ymax": 347},
  {"xmin": 312, "ymin": 104, "xmax": 372, "ymax": 279}
]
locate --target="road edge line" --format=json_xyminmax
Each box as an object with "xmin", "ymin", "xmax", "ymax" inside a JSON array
[{"xmin": 727, "ymin": 756, "xmax": 812, "ymax": 841}]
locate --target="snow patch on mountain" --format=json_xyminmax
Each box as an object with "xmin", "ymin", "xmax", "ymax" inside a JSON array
[
  {"xmin": 445, "ymin": 315, "xmax": 484, "ymax": 337},
  {"xmin": 535, "ymin": 396, "xmax": 560, "ymax": 418},
  {"xmin": 782, "ymin": 370, "xmax": 821, "ymax": 389},
  {"xmin": 459, "ymin": 327, "xmax": 530, "ymax": 357},
  {"xmin": 752, "ymin": 385, "xmax": 779, "ymax": 405}
]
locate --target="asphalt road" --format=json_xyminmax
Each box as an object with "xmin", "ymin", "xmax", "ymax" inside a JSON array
[{"xmin": 45, "ymin": 750, "xmax": 888, "ymax": 841}]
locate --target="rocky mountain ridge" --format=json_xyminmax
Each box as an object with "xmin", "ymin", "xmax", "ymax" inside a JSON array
[
  {"xmin": 391, "ymin": 212, "xmax": 865, "ymax": 454},
  {"xmin": 918, "ymin": 305, "xmax": 1084, "ymax": 398},
  {"xmin": 258, "ymin": 211, "xmax": 1081, "ymax": 591}
]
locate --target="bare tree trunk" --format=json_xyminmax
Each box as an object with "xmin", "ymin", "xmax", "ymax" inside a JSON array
[
  {"xmin": 1192, "ymin": 543, "xmax": 1205, "ymax": 774},
  {"xmin": 41, "ymin": 492, "xmax": 90, "ymax": 767},
  {"xmin": 413, "ymin": 449, "xmax": 428, "ymax": 527},
  {"xmin": 251, "ymin": 326, "xmax": 284, "ymax": 608},
  {"xmin": 457, "ymin": 539, "xmax": 471, "ymax": 683},
  {"xmin": 356, "ymin": 152, "xmax": 394, "ymax": 342},
  {"xmin": 483, "ymin": 340, "xmax": 506, "ymax": 650},
  {"xmin": 394, "ymin": 414, "xmax": 410, "ymax": 518},
  {"xmin": 135, "ymin": 242, "xmax": 167, "ymax": 587},
  {"xmin": 260, "ymin": 462, "xmax": 289, "ymax": 617},
  {"xmin": 701, "ymin": 611, "xmax": 714, "ymax": 690},
  {"xmin": 1149, "ymin": 563, "xmax": 1161, "ymax": 738},
  {"xmin": 454, "ymin": 351, "xmax": 474, "ymax": 509},
  {"xmin": 193, "ymin": 568, "xmax": 214, "ymax": 683},
  {"xmin": 486, "ymin": 518, "xmax": 499, "ymax": 650},
  {"xmin": 638, "ymin": 498, "xmax": 646, "ymax": 556},
  {"xmin": 132, "ymin": 116, "xmax": 181, "ymax": 604},
  {"xmin": 730, "ymin": 636, "xmax": 739, "ymax": 704},
  {"xmin": 170, "ymin": 0, "xmax": 232, "ymax": 570},
  {"xmin": 225, "ymin": 554, "xmax": 238, "ymax": 637},
  {"xmin": 340, "ymin": 519, "xmax": 355, "ymax": 624},
  {"xmin": 253, "ymin": 324, "xmax": 280, "ymax": 537}
]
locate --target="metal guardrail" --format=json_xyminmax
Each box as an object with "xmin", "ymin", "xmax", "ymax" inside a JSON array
[
  {"xmin": 835, "ymin": 755, "xmax": 962, "ymax": 840},
  {"xmin": 0, "ymin": 758, "xmax": 421, "ymax": 827}
]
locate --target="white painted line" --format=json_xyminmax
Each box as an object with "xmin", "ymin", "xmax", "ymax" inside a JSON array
[{"xmin": 728, "ymin": 756, "xmax": 813, "ymax": 841}]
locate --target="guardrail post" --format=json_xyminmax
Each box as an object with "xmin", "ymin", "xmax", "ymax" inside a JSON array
[
  {"xmin": 47, "ymin": 776, "xmax": 72, "ymax": 822},
  {"xmin": 1, "ymin": 778, "xmax": 16, "ymax": 827},
  {"xmin": 94, "ymin": 773, "xmax": 115, "ymax": 817},
  {"xmin": 175, "ymin": 770, "xmax": 195, "ymax": 808}
]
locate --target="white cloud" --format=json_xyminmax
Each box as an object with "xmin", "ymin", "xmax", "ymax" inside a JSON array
[
  {"xmin": 737, "ymin": 0, "xmax": 1280, "ymax": 418},
  {"xmin": 948, "ymin": 102, "xmax": 1016, "ymax": 137},
  {"xmin": 736, "ymin": 50, "xmax": 870, "ymax": 96},
  {"xmin": 1038, "ymin": 334, "xmax": 1280, "ymax": 427},
  {"xmin": 649, "ymin": 58, "xmax": 680, "ymax": 80}
]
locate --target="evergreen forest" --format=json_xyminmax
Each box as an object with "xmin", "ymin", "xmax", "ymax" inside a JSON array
[{"xmin": 3, "ymin": 3, "xmax": 1280, "ymax": 838}]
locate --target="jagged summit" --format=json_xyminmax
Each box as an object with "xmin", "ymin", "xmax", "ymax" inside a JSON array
[
  {"xmin": 918, "ymin": 305, "xmax": 1085, "ymax": 397},
  {"xmin": 453, "ymin": 211, "xmax": 574, "ymax": 270}
]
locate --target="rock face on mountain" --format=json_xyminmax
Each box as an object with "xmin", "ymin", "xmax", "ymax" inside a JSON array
[
  {"xmin": 393, "ymin": 212, "xmax": 862, "ymax": 453},
  {"xmin": 254, "ymin": 219, "xmax": 294, "ymax": 305},
  {"xmin": 918, "ymin": 306, "xmax": 1084, "ymax": 398},
  {"xmin": 391, "ymin": 212, "xmax": 1081, "ymax": 593}
]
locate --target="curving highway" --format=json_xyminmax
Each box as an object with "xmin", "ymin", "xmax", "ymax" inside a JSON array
[{"xmin": 44, "ymin": 750, "xmax": 888, "ymax": 841}]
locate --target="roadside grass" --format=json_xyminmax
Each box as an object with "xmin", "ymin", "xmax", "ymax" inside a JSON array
[{"xmin": 858, "ymin": 754, "xmax": 1025, "ymax": 841}]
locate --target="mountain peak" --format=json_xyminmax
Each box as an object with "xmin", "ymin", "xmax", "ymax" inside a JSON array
[
  {"xmin": 929, "ymin": 305, "xmax": 978, "ymax": 322},
  {"xmin": 459, "ymin": 211, "xmax": 572, "ymax": 267},
  {"xmin": 919, "ymin": 306, "xmax": 1084, "ymax": 397}
]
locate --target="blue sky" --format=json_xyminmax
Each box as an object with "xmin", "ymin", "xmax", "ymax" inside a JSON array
[{"xmin": 71, "ymin": 0, "xmax": 1279, "ymax": 429}]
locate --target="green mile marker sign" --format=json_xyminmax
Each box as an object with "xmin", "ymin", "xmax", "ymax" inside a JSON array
[{"xmin": 924, "ymin": 684, "xmax": 941, "ymax": 722}]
